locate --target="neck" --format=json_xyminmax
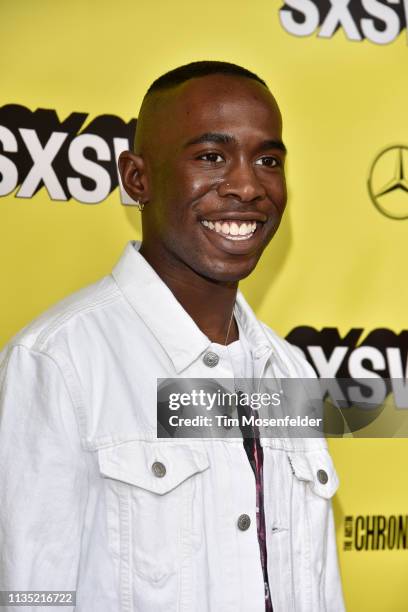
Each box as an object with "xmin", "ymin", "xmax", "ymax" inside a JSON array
[{"xmin": 140, "ymin": 245, "xmax": 239, "ymax": 345}]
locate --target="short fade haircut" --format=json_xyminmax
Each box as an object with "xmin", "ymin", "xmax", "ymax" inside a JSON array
[{"xmin": 144, "ymin": 60, "xmax": 268, "ymax": 97}]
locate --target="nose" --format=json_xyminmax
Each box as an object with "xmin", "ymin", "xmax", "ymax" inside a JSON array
[{"xmin": 217, "ymin": 160, "xmax": 266, "ymax": 202}]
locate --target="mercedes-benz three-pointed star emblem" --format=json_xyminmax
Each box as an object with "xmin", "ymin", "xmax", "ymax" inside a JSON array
[{"xmin": 368, "ymin": 145, "xmax": 408, "ymax": 219}]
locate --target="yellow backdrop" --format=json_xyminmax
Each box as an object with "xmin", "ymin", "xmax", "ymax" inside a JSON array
[{"xmin": 2, "ymin": 1, "xmax": 408, "ymax": 609}]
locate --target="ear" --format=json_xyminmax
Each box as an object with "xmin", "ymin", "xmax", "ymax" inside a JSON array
[{"xmin": 118, "ymin": 151, "xmax": 149, "ymax": 203}]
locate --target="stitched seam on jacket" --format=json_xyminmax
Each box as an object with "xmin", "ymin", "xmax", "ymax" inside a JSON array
[
  {"xmin": 0, "ymin": 347, "xmax": 13, "ymax": 390},
  {"xmin": 8, "ymin": 344, "xmax": 90, "ymax": 455},
  {"xmin": 119, "ymin": 486, "xmax": 132, "ymax": 612},
  {"xmin": 33, "ymin": 290, "xmax": 121, "ymax": 351}
]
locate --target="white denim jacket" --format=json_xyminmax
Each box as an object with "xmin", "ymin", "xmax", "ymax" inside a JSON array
[{"xmin": 0, "ymin": 241, "xmax": 345, "ymax": 612}]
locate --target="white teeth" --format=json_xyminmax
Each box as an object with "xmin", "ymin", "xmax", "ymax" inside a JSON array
[
  {"xmin": 230, "ymin": 222, "xmax": 239, "ymax": 236},
  {"xmin": 201, "ymin": 219, "xmax": 258, "ymax": 240}
]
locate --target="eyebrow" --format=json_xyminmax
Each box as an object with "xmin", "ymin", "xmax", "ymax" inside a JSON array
[{"xmin": 183, "ymin": 132, "xmax": 287, "ymax": 154}]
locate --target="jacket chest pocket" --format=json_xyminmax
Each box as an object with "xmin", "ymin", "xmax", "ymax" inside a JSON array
[{"xmin": 97, "ymin": 441, "xmax": 210, "ymax": 586}]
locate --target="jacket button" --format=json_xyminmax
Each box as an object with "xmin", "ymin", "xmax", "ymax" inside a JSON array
[
  {"xmin": 203, "ymin": 351, "xmax": 219, "ymax": 367},
  {"xmin": 152, "ymin": 461, "xmax": 166, "ymax": 478},
  {"xmin": 237, "ymin": 514, "xmax": 251, "ymax": 531},
  {"xmin": 317, "ymin": 469, "xmax": 328, "ymax": 484}
]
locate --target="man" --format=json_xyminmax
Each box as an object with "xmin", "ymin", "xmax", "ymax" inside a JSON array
[{"xmin": 0, "ymin": 61, "xmax": 344, "ymax": 611}]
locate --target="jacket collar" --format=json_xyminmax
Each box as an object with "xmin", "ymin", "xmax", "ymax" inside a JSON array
[{"xmin": 111, "ymin": 241, "xmax": 272, "ymax": 373}]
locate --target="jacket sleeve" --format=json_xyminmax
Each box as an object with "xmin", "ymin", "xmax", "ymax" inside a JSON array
[{"xmin": 0, "ymin": 344, "xmax": 88, "ymax": 608}]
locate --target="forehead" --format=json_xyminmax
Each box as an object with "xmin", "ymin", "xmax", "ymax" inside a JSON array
[{"xmin": 152, "ymin": 74, "xmax": 282, "ymax": 144}]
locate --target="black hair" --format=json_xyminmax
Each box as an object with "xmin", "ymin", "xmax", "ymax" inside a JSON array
[{"xmin": 145, "ymin": 60, "xmax": 267, "ymax": 96}]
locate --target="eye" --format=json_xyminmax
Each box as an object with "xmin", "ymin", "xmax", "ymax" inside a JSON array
[
  {"xmin": 255, "ymin": 156, "xmax": 280, "ymax": 168},
  {"xmin": 197, "ymin": 152, "xmax": 224, "ymax": 163}
]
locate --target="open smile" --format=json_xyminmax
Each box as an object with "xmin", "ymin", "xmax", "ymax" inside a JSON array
[{"xmin": 200, "ymin": 219, "xmax": 259, "ymax": 241}]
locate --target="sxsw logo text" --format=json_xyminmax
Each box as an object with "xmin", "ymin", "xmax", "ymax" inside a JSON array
[
  {"xmin": 0, "ymin": 104, "xmax": 137, "ymax": 205},
  {"xmin": 279, "ymin": 0, "xmax": 408, "ymax": 45},
  {"xmin": 287, "ymin": 326, "xmax": 408, "ymax": 380},
  {"xmin": 287, "ymin": 326, "xmax": 408, "ymax": 410}
]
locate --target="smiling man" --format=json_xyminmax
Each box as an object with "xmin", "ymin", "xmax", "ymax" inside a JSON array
[{"xmin": 0, "ymin": 61, "xmax": 344, "ymax": 612}]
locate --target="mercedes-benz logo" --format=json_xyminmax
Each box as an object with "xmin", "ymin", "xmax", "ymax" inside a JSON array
[{"xmin": 368, "ymin": 145, "xmax": 408, "ymax": 219}]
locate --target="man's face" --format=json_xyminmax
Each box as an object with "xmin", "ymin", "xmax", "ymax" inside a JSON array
[{"xmin": 138, "ymin": 74, "xmax": 287, "ymax": 282}]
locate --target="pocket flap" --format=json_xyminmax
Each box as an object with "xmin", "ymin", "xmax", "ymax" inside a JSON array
[
  {"xmin": 98, "ymin": 441, "xmax": 210, "ymax": 495},
  {"xmin": 287, "ymin": 449, "xmax": 339, "ymax": 499}
]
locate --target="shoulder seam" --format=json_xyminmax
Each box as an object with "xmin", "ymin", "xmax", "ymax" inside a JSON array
[
  {"xmin": 3, "ymin": 343, "xmax": 90, "ymax": 452},
  {"xmin": 33, "ymin": 286, "xmax": 121, "ymax": 351}
]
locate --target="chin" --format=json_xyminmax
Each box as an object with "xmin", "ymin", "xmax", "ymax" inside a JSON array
[{"xmin": 199, "ymin": 257, "xmax": 259, "ymax": 284}]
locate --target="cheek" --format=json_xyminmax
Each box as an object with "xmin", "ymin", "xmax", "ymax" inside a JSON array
[
  {"xmin": 155, "ymin": 167, "xmax": 213, "ymax": 214},
  {"xmin": 269, "ymin": 174, "xmax": 287, "ymax": 213},
  {"xmin": 173, "ymin": 164, "xmax": 219, "ymax": 200}
]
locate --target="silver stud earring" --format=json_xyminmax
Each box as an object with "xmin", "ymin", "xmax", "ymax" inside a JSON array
[{"xmin": 134, "ymin": 199, "xmax": 145, "ymax": 211}]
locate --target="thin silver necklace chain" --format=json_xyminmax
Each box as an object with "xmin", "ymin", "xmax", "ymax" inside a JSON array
[{"xmin": 224, "ymin": 304, "xmax": 236, "ymax": 346}]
